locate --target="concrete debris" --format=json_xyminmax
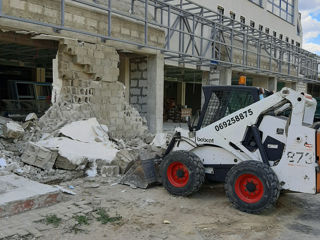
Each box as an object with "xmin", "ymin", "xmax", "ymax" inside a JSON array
[
  {"xmin": 112, "ymin": 149, "xmax": 137, "ymax": 173},
  {"xmin": 0, "ymin": 174, "xmax": 62, "ymax": 218},
  {"xmin": 3, "ymin": 122, "xmax": 25, "ymax": 139},
  {"xmin": 55, "ymin": 156, "xmax": 78, "ymax": 170},
  {"xmin": 151, "ymin": 133, "xmax": 167, "ymax": 148},
  {"xmin": 37, "ymin": 137, "xmax": 118, "ymax": 166},
  {"xmin": 54, "ymin": 185, "xmax": 76, "ymax": 195},
  {"xmin": 59, "ymin": 118, "xmax": 109, "ymax": 143},
  {"xmin": 25, "ymin": 113, "xmax": 38, "ymax": 122},
  {"xmin": 21, "ymin": 142, "xmax": 58, "ymax": 170},
  {"xmin": 101, "ymin": 165, "xmax": 120, "ymax": 177}
]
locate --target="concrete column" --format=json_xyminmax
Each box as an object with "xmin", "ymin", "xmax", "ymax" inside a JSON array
[
  {"xmin": 147, "ymin": 52, "xmax": 164, "ymax": 133},
  {"xmin": 268, "ymin": 77, "xmax": 277, "ymax": 92},
  {"xmin": 219, "ymin": 68, "xmax": 232, "ymax": 85}
]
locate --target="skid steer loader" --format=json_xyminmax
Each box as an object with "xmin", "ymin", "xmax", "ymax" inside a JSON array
[{"xmin": 121, "ymin": 86, "xmax": 320, "ymax": 214}]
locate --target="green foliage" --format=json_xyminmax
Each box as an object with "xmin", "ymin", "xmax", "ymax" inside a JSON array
[
  {"xmin": 95, "ymin": 208, "xmax": 122, "ymax": 224},
  {"xmin": 45, "ymin": 214, "xmax": 62, "ymax": 227}
]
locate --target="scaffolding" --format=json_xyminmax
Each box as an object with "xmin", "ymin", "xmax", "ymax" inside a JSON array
[{"xmin": 0, "ymin": 0, "xmax": 319, "ymax": 83}]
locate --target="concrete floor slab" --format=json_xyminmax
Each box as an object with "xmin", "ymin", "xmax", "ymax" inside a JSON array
[{"xmin": 0, "ymin": 173, "xmax": 62, "ymax": 218}]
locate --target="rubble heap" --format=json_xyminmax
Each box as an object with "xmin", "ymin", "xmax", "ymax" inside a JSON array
[{"xmin": 0, "ymin": 114, "xmax": 166, "ymax": 184}]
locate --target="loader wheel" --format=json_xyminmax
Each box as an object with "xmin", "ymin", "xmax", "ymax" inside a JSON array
[
  {"xmin": 225, "ymin": 161, "xmax": 280, "ymax": 214},
  {"xmin": 161, "ymin": 151, "xmax": 205, "ymax": 196}
]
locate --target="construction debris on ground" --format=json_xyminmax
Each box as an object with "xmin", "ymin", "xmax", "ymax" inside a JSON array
[{"xmin": 0, "ymin": 110, "xmax": 167, "ymax": 185}]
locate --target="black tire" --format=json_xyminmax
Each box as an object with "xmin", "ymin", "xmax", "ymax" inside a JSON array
[
  {"xmin": 225, "ymin": 160, "xmax": 280, "ymax": 214},
  {"xmin": 161, "ymin": 150, "xmax": 205, "ymax": 196}
]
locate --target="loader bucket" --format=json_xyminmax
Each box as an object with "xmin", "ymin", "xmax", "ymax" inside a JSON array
[{"xmin": 119, "ymin": 158, "xmax": 162, "ymax": 189}]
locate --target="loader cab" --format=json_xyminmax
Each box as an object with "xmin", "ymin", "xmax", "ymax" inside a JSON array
[{"xmin": 195, "ymin": 86, "xmax": 272, "ymax": 130}]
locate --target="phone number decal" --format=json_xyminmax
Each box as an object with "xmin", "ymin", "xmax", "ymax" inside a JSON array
[{"xmin": 215, "ymin": 109, "xmax": 253, "ymax": 131}]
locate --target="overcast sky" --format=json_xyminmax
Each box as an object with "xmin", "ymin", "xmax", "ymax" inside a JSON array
[{"xmin": 299, "ymin": 0, "xmax": 320, "ymax": 54}]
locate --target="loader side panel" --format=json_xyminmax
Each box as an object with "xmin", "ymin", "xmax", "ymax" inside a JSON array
[{"xmin": 317, "ymin": 132, "xmax": 320, "ymax": 193}]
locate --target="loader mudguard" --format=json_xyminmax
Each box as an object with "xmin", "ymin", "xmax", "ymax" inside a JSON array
[{"xmin": 164, "ymin": 132, "xmax": 181, "ymax": 157}]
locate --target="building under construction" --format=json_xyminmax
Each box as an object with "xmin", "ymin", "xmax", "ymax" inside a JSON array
[{"xmin": 0, "ymin": 0, "xmax": 318, "ymax": 133}]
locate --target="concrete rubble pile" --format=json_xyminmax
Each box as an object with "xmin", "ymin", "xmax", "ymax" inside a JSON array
[{"xmin": 0, "ymin": 112, "xmax": 167, "ymax": 184}]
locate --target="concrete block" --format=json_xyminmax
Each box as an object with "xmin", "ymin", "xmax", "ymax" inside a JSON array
[
  {"xmin": 142, "ymin": 87, "xmax": 148, "ymax": 96},
  {"xmin": 3, "ymin": 122, "xmax": 25, "ymax": 139},
  {"xmin": 10, "ymin": 0, "xmax": 26, "ymax": 10},
  {"xmin": 44, "ymin": 8, "xmax": 58, "ymax": 18},
  {"xmin": 0, "ymin": 174, "xmax": 62, "ymax": 218},
  {"xmin": 101, "ymin": 165, "xmax": 120, "ymax": 177},
  {"xmin": 131, "ymin": 71, "xmax": 141, "ymax": 80},
  {"xmin": 130, "ymin": 80, "xmax": 138, "ymax": 87},
  {"xmin": 130, "ymin": 96, "xmax": 138, "ymax": 104},
  {"xmin": 130, "ymin": 62, "xmax": 137, "ymax": 71},
  {"xmin": 130, "ymin": 88, "xmax": 142, "ymax": 96},
  {"xmin": 121, "ymin": 27, "xmax": 130, "ymax": 35},
  {"xmin": 54, "ymin": 156, "xmax": 78, "ymax": 170},
  {"xmin": 138, "ymin": 62, "xmax": 147, "ymax": 71},
  {"xmin": 73, "ymin": 15, "xmax": 85, "ymax": 25},
  {"xmin": 28, "ymin": 3, "xmax": 43, "ymax": 14},
  {"xmin": 22, "ymin": 142, "xmax": 58, "ymax": 170},
  {"xmin": 139, "ymin": 79, "xmax": 148, "ymax": 88}
]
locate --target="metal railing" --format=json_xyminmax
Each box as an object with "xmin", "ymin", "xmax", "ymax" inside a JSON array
[{"xmin": 0, "ymin": 0, "xmax": 319, "ymax": 83}]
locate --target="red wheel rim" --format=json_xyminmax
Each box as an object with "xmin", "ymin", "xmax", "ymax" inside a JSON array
[
  {"xmin": 235, "ymin": 174, "xmax": 264, "ymax": 204},
  {"xmin": 167, "ymin": 161, "xmax": 189, "ymax": 187}
]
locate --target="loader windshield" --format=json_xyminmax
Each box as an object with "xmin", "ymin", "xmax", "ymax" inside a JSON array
[{"xmin": 201, "ymin": 89, "xmax": 255, "ymax": 128}]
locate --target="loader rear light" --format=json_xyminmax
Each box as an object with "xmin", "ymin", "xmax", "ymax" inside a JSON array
[{"xmin": 316, "ymin": 132, "xmax": 320, "ymax": 193}]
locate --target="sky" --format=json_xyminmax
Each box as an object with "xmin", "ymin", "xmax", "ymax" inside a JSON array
[{"xmin": 299, "ymin": 0, "xmax": 320, "ymax": 54}]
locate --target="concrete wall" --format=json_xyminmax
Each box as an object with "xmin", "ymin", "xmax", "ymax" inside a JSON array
[
  {"xmin": 130, "ymin": 57, "xmax": 148, "ymax": 118},
  {"xmin": 39, "ymin": 39, "xmax": 148, "ymax": 138},
  {"xmin": 1, "ymin": 0, "xmax": 166, "ymax": 135}
]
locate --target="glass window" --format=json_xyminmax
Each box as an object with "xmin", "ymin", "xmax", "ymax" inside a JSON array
[
  {"xmin": 267, "ymin": 0, "xmax": 294, "ymax": 24},
  {"xmin": 249, "ymin": 0, "xmax": 262, "ymax": 6}
]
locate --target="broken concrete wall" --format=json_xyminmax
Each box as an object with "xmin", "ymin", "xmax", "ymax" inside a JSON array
[
  {"xmin": 129, "ymin": 57, "xmax": 148, "ymax": 118},
  {"xmin": 39, "ymin": 39, "xmax": 148, "ymax": 138}
]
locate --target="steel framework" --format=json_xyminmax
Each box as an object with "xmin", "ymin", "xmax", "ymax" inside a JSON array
[{"xmin": 0, "ymin": 0, "xmax": 319, "ymax": 83}]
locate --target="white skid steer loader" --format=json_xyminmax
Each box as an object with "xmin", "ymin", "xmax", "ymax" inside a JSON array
[{"xmin": 121, "ymin": 86, "xmax": 320, "ymax": 214}]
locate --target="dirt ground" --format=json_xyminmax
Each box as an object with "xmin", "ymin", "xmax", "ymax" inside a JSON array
[{"xmin": 20, "ymin": 176, "xmax": 320, "ymax": 240}]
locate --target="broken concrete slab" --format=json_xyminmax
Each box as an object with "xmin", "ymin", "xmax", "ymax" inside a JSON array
[
  {"xmin": 0, "ymin": 174, "xmax": 63, "ymax": 218},
  {"xmin": 59, "ymin": 118, "xmax": 109, "ymax": 143},
  {"xmin": 25, "ymin": 113, "xmax": 38, "ymax": 122},
  {"xmin": 37, "ymin": 137, "xmax": 118, "ymax": 166},
  {"xmin": 21, "ymin": 142, "xmax": 58, "ymax": 170},
  {"xmin": 3, "ymin": 122, "xmax": 25, "ymax": 139}
]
